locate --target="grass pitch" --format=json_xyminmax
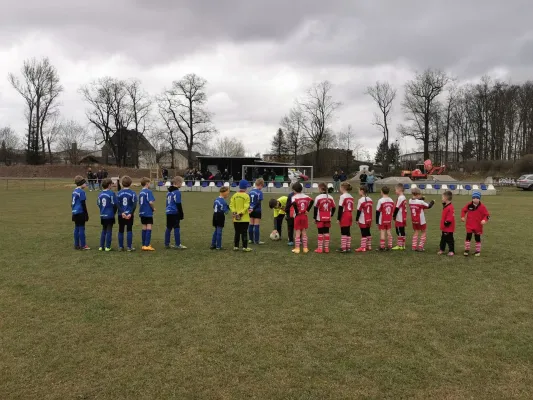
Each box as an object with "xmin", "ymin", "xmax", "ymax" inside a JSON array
[{"xmin": 1, "ymin": 184, "xmax": 532, "ymax": 399}]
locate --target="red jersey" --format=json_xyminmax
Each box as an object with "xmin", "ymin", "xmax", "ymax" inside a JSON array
[
  {"xmin": 338, "ymin": 193, "xmax": 354, "ymax": 227},
  {"xmin": 461, "ymin": 201, "xmax": 490, "ymax": 234},
  {"xmin": 440, "ymin": 203, "xmax": 455, "ymax": 233},
  {"xmin": 376, "ymin": 197, "xmax": 395, "ymax": 226},
  {"xmin": 357, "ymin": 196, "xmax": 373, "ymax": 227},
  {"xmin": 314, "ymin": 194, "xmax": 336, "ymax": 222},
  {"xmin": 292, "ymin": 193, "xmax": 313, "ymax": 215},
  {"xmin": 409, "ymin": 199, "xmax": 431, "ymax": 226},
  {"xmin": 395, "ymin": 194, "xmax": 407, "ymax": 227}
]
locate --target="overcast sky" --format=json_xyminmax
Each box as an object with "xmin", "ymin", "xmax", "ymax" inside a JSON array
[{"xmin": 1, "ymin": 0, "xmax": 532, "ymax": 155}]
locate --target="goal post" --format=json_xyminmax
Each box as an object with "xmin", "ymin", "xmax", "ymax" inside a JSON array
[{"xmin": 241, "ymin": 165, "xmax": 314, "ymax": 185}]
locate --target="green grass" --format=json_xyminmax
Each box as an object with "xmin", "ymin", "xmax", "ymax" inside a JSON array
[{"xmin": 1, "ymin": 185, "xmax": 533, "ymax": 399}]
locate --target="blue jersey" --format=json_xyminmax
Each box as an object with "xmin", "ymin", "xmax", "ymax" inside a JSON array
[
  {"xmin": 117, "ymin": 188, "xmax": 137, "ymax": 217},
  {"xmin": 213, "ymin": 197, "xmax": 229, "ymax": 215},
  {"xmin": 71, "ymin": 187, "xmax": 86, "ymax": 215},
  {"xmin": 249, "ymin": 188, "xmax": 264, "ymax": 212},
  {"xmin": 166, "ymin": 189, "xmax": 182, "ymax": 215},
  {"xmin": 139, "ymin": 188, "xmax": 155, "ymax": 217},
  {"xmin": 97, "ymin": 190, "xmax": 117, "ymax": 219}
]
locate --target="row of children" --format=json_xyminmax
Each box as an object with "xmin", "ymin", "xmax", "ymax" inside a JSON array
[
  {"xmin": 267, "ymin": 181, "xmax": 490, "ymax": 256},
  {"xmin": 72, "ymin": 175, "xmax": 186, "ymax": 251}
]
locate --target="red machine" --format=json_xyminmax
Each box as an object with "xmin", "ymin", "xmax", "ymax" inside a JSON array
[{"xmin": 401, "ymin": 160, "xmax": 446, "ymax": 180}]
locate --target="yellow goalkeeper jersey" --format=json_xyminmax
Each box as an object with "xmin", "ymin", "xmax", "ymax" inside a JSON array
[
  {"xmin": 230, "ymin": 191, "xmax": 250, "ymax": 223},
  {"xmin": 273, "ymin": 196, "xmax": 288, "ymax": 217}
]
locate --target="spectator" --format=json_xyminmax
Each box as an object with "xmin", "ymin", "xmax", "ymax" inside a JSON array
[
  {"xmin": 222, "ymin": 169, "xmax": 229, "ymax": 181},
  {"xmin": 102, "ymin": 168, "xmax": 108, "ymax": 179},
  {"xmin": 339, "ymin": 170, "xmax": 347, "ymax": 182},
  {"xmin": 366, "ymin": 173, "xmax": 375, "ymax": 193},
  {"xmin": 333, "ymin": 170, "xmax": 340, "ymax": 193},
  {"xmin": 360, "ymin": 170, "xmax": 368, "ymax": 186},
  {"xmin": 96, "ymin": 169, "xmax": 103, "ymax": 191},
  {"xmin": 162, "ymin": 167, "xmax": 169, "ymax": 180},
  {"xmin": 87, "ymin": 168, "xmax": 96, "ymax": 191},
  {"xmin": 214, "ymin": 170, "xmax": 222, "ymax": 182}
]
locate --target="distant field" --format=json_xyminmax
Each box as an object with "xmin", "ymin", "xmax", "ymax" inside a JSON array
[{"xmin": 1, "ymin": 186, "xmax": 532, "ymax": 399}]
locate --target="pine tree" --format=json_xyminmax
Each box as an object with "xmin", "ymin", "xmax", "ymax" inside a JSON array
[{"xmin": 270, "ymin": 128, "xmax": 287, "ymax": 159}]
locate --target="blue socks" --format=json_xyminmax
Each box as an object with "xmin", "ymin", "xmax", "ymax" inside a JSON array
[
  {"xmin": 145, "ymin": 229, "xmax": 152, "ymax": 246},
  {"xmin": 142, "ymin": 230, "xmax": 147, "ymax": 246},
  {"xmin": 74, "ymin": 227, "xmax": 79, "ymax": 247},
  {"xmin": 165, "ymin": 229, "xmax": 171, "ymax": 246},
  {"xmin": 79, "ymin": 226, "xmax": 86, "ymax": 247},
  {"xmin": 174, "ymin": 228, "xmax": 181, "ymax": 247},
  {"xmin": 212, "ymin": 227, "xmax": 223, "ymax": 248},
  {"xmin": 248, "ymin": 225, "xmax": 254, "ymax": 242},
  {"xmin": 105, "ymin": 229, "xmax": 112, "ymax": 248},
  {"xmin": 127, "ymin": 231, "xmax": 132, "ymax": 248},
  {"xmin": 254, "ymin": 225, "xmax": 260, "ymax": 243},
  {"xmin": 100, "ymin": 230, "xmax": 106, "ymax": 249},
  {"xmin": 118, "ymin": 232, "xmax": 124, "ymax": 249}
]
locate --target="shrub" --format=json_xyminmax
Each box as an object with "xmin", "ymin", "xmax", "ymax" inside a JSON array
[{"xmin": 513, "ymin": 154, "xmax": 533, "ymax": 175}]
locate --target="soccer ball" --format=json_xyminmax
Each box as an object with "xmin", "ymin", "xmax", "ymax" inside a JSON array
[{"xmin": 270, "ymin": 231, "xmax": 280, "ymax": 241}]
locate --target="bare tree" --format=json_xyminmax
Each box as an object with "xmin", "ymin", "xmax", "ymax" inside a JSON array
[
  {"xmin": 160, "ymin": 73, "xmax": 217, "ymax": 168},
  {"xmin": 209, "ymin": 136, "xmax": 246, "ymax": 157},
  {"xmin": 43, "ymin": 115, "xmax": 61, "ymax": 163},
  {"xmin": 366, "ymin": 81, "xmax": 396, "ymax": 170},
  {"xmin": 0, "ymin": 127, "xmax": 20, "ymax": 165},
  {"xmin": 8, "ymin": 57, "xmax": 63, "ymax": 164},
  {"xmin": 56, "ymin": 120, "xmax": 88, "ymax": 164},
  {"xmin": 156, "ymin": 99, "xmax": 181, "ymax": 169},
  {"xmin": 399, "ymin": 69, "xmax": 450, "ymax": 160},
  {"xmin": 337, "ymin": 125, "xmax": 357, "ymax": 168},
  {"xmin": 299, "ymin": 81, "xmax": 341, "ymax": 166},
  {"xmin": 280, "ymin": 107, "xmax": 306, "ymax": 165}
]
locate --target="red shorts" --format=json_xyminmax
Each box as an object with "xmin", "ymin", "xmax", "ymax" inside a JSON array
[
  {"xmin": 358, "ymin": 223, "xmax": 371, "ymax": 229},
  {"xmin": 466, "ymin": 228, "xmax": 483, "ymax": 235},
  {"xmin": 412, "ymin": 223, "xmax": 427, "ymax": 231},
  {"xmin": 395, "ymin": 221, "xmax": 406, "ymax": 228},
  {"xmin": 316, "ymin": 221, "xmax": 331, "ymax": 229},
  {"xmin": 294, "ymin": 215, "xmax": 309, "ymax": 230},
  {"xmin": 379, "ymin": 223, "xmax": 392, "ymax": 231}
]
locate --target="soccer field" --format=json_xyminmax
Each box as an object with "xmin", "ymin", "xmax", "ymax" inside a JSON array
[{"xmin": 1, "ymin": 186, "xmax": 532, "ymax": 399}]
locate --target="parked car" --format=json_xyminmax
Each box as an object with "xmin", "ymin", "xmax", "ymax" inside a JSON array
[{"xmin": 517, "ymin": 174, "xmax": 533, "ymax": 190}]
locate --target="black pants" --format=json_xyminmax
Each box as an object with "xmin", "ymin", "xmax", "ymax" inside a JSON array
[
  {"xmin": 318, "ymin": 227, "xmax": 330, "ymax": 234},
  {"xmin": 440, "ymin": 232, "xmax": 455, "ymax": 252},
  {"xmin": 360, "ymin": 227, "xmax": 371, "ymax": 237},
  {"xmin": 287, "ymin": 218, "xmax": 294, "ymax": 242},
  {"xmin": 234, "ymin": 222, "xmax": 249, "ymax": 248},
  {"xmin": 395, "ymin": 226, "xmax": 406, "ymax": 237},
  {"xmin": 275, "ymin": 215, "xmax": 294, "ymax": 242},
  {"xmin": 466, "ymin": 232, "xmax": 481, "ymax": 242},
  {"xmin": 341, "ymin": 227, "xmax": 351, "ymax": 236}
]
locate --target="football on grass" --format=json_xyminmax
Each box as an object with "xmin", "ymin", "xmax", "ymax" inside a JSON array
[{"xmin": 270, "ymin": 231, "xmax": 280, "ymax": 241}]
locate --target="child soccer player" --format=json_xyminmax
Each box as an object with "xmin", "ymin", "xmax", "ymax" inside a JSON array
[
  {"xmin": 165, "ymin": 176, "xmax": 187, "ymax": 250},
  {"xmin": 290, "ymin": 182, "xmax": 314, "ymax": 254},
  {"xmin": 285, "ymin": 189, "xmax": 296, "ymax": 246},
  {"xmin": 439, "ymin": 190, "xmax": 455, "ymax": 256},
  {"xmin": 337, "ymin": 182, "xmax": 354, "ymax": 253},
  {"xmin": 376, "ymin": 186, "xmax": 395, "ymax": 251},
  {"xmin": 72, "ymin": 175, "xmax": 90, "ymax": 250},
  {"xmin": 248, "ymin": 178, "xmax": 265, "ymax": 245},
  {"xmin": 314, "ymin": 182, "xmax": 336, "ymax": 253},
  {"xmin": 97, "ymin": 178, "xmax": 118, "ymax": 252},
  {"xmin": 355, "ymin": 185, "xmax": 373, "ymax": 252},
  {"xmin": 117, "ymin": 176, "xmax": 137, "ymax": 252},
  {"xmin": 230, "ymin": 180, "xmax": 252, "ymax": 252},
  {"xmin": 409, "ymin": 188, "xmax": 435, "ymax": 252},
  {"xmin": 392, "ymin": 183, "xmax": 407, "ymax": 250},
  {"xmin": 211, "ymin": 186, "xmax": 230, "ymax": 250},
  {"xmin": 461, "ymin": 191, "xmax": 490, "ymax": 257},
  {"xmin": 139, "ymin": 177, "xmax": 156, "ymax": 251},
  {"xmin": 269, "ymin": 195, "xmax": 288, "ymax": 242}
]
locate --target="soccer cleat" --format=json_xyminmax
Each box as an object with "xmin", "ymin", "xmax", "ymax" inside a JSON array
[
  {"xmin": 215, "ymin": 247, "xmax": 224, "ymax": 251},
  {"xmin": 417, "ymin": 248, "xmax": 425, "ymax": 252},
  {"xmin": 74, "ymin": 245, "xmax": 80, "ymax": 250},
  {"xmin": 447, "ymin": 252, "xmax": 455, "ymax": 256},
  {"xmin": 98, "ymin": 247, "xmax": 104, "ymax": 251},
  {"xmin": 242, "ymin": 248, "xmax": 252, "ymax": 252},
  {"xmin": 127, "ymin": 247, "xmax": 136, "ymax": 252},
  {"xmin": 324, "ymin": 248, "xmax": 330, "ymax": 254},
  {"xmin": 336, "ymin": 248, "xmax": 347, "ymax": 253},
  {"xmin": 118, "ymin": 247, "xmax": 125, "ymax": 252},
  {"xmin": 314, "ymin": 248, "xmax": 323, "ymax": 254},
  {"xmin": 81, "ymin": 245, "xmax": 91, "ymax": 251},
  {"xmin": 303, "ymin": 248, "xmax": 309, "ymax": 254},
  {"xmin": 287, "ymin": 242, "xmax": 295, "ymax": 246},
  {"xmin": 233, "ymin": 247, "xmax": 240, "ymax": 251},
  {"xmin": 392, "ymin": 246, "xmax": 404, "ymax": 251},
  {"xmin": 210, "ymin": 245, "xmax": 216, "ymax": 250},
  {"xmin": 105, "ymin": 247, "xmax": 112, "ymax": 252},
  {"xmin": 141, "ymin": 246, "xmax": 148, "ymax": 251},
  {"xmin": 474, "ymin": 252, "xmax": 481, "ymax": 257},
  {"xmin": 292, "ymin": 248, "xmax": 301, "ymax": 254},
  {"xmin": 255, "ymin": 241, "xmax": 265, "ymax": 245},
  {"xmin": 464, "ymin": 250, "xmax": 470, "ymax": 257},
  {"xmin": 437, "ymin": 250, "xmax": 444, "ymax": 255},
  {"xmin": 367, "ymin": 246, "xmax": 372, "ymax": 251},
  {"xmin": 175, "ymin": 245, "xmax": 187, "ymax": 250},
  {"xmin": 355, "ymin": 247, "xmax": 366, "ymax": 253},
  {"xmin": 145, "ymin": 246, "xmax": 155, "ymax": 251}
]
